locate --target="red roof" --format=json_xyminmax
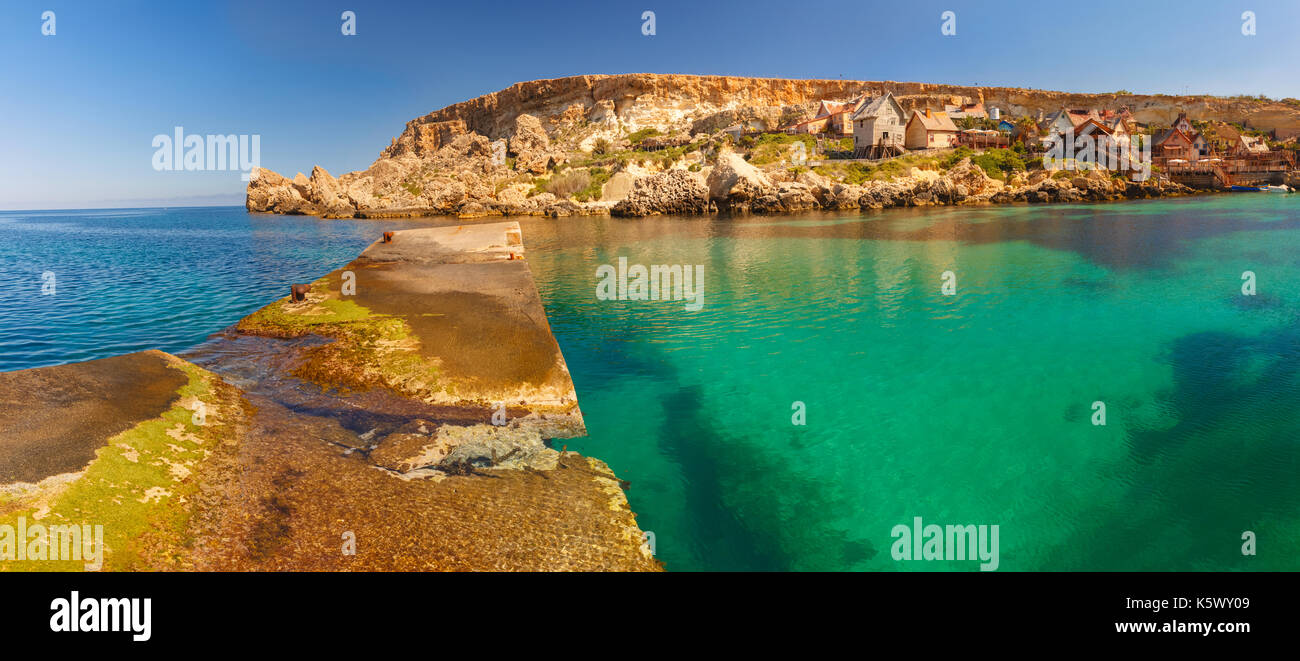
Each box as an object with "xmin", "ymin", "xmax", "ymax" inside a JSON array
[
  {"xmin": 1072, "ymin": 117, "xmax": 1114, "ymax": 136},
  {"xmin": 1155, "ymin": 128, "xmax": 1194, "ymax": 146},
  {"xmin": 1067, "ymin": 110, "xmax": 1095, "ymax": 127}
]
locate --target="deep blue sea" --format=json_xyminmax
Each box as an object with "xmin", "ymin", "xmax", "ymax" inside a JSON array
[
  {"xmin": 0, "ymin": 207, "xmax": 445, "ymax": 371},
  {"xmin": 3, "ymin": 200, "xmax": 1298, "ymax": 571}
]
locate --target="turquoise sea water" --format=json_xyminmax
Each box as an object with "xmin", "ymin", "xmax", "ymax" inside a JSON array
[{"xmin": 3, "ymin": 199, "xmax": 1298, "ymax": 571}]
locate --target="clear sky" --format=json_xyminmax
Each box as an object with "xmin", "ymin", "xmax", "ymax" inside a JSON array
[{"xmin": 2, "ymin": 0, "xmax": 1298, "ymax": 209}]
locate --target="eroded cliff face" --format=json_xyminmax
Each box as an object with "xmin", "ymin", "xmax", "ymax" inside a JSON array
[
  {"xmin": 247, "ymin": 73, "xmax": 1300, "ymax": 218},
  {"xmin": 389, "ymin": 73, "xmax": 1300, "ymax": 145}
]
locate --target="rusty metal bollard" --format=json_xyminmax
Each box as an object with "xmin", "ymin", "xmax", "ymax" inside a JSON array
[
  {"xmin": 290, "ymin": 283, "xmax": 311, "ymax": 303},
  {"xmin": 382, "ymin": 231, "xmax": 394, "ymax": 243}
]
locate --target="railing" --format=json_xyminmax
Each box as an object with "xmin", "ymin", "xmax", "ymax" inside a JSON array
[
  {"xmin": 957, "ymin": 134, "xmax": 1010, "ymax": 148},
  {"xmin": 1155, "ymin": 153, "xmax": 1293, "ymax": 173},
  {"xmin": 637, "ymin": 139, "xmax": 693, "ymax": 151}
]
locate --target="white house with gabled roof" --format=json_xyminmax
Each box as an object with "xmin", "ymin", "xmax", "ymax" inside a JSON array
[{"xmin": 851, "ymin": 92, "xmax": 907, "ymax": 155}]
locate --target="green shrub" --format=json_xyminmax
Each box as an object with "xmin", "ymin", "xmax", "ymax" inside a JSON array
[
  {"xmin": 976, "ymin": 150, "xmax": 1025, "ymax": 179},
  {"xmin": 748, "ymin": 133, "xmax": 817, "ymax": 166},
  {"xmin": 529, "ymin": 177, "xmax": 549, "ymax": 197},
  {"xmin": 544, "ymin": 169, "xmax": 591, "ymax": 198},
  {"xmin": 573, "ymin": 167, "xmax": 611, "ymax": 202},
  {"xmin": 627, "ymin": 128, "xmax": 661, "ymax": 145},
  {"xmin": 813, "ymin": 162, "xmax": 874, "ymax": 185},
  {"xmin": 825, "ymin": 137, "xmax": 854, "ymax": 151},
  {"xmin": 942, "ymin": 147, "xmax": 975, "ymax": 168}
]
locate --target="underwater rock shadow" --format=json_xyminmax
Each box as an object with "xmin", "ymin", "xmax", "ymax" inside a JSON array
[
  {"xmin": 656, "ymin": 384, "xmax": 877, "ymax": 571},
  {"xmin": 1042, "ymin": 322, "xmax": 1300, "ymax": 570}
]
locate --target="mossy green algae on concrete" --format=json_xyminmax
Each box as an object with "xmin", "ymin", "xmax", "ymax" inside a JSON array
[
  {"xmin": 236, "ymin": 274, "xmax": 444, "ymax": 399},
  {"xmin": 0, "ymin": 357, "xmax": 239, "ymax": 571}
]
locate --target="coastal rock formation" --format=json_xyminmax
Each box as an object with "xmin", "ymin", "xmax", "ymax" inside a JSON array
[
  {"xmin": 611, "ymin": 169, "xmax": 710, "ymax": 216},
  {"xmin": 986, "ymin": 170, "xmax": 1191, "ymax": 204},
  {"xmin": 509, "ymin": 113, "xmax": 566, "ymax": 174},
  {"xmin": 707, "ymin": 151, "xmax": 773, "ymax": 213},
  {"xmin": 246, "ymin": 168, "xmax": 309, "ymax": 214},
  {"xmin": 249, "ymin": 73, "xmax": 1293, "ymax": 219}
]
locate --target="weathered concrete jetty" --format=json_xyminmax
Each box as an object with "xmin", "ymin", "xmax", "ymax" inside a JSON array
[{"xmin": 0, "ymin": 222, "xmax": 659, "ymax": 571}]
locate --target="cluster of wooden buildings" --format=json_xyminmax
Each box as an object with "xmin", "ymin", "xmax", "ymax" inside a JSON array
[
  {"xmin": 1027, "ymin": 108, "xmax": 1292, "ymax": 184},
  {"xmin": 780, "ymin": 92, "xmax": 1013, "ymax": 157},
  {"xmin": 773, "ymin": 92, "xmax": 1293, "ymax": 183}
]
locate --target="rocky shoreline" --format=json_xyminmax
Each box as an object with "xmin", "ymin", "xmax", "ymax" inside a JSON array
[
  {"xmin": 611, "ymin": 152, "xmax": 1197, "ymax": 217},
  {"xmin": 248, "ymin": 140, "xmax": 1199, "ymax": 221},
  {"xmin": 243, "ymin": 72, "xmax": 1255, "ymax": 222}
]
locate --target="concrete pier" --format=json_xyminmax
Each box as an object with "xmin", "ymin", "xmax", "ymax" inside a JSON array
[{"xmin": 0, "ymin": 222, "xmax": 659, "ymax": 572}]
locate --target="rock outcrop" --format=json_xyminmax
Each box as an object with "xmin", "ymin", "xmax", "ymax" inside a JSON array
[
  {"xmin": 707, "ymin": 151, "xmax": 772, "ymax": 213},
  {"xmin": 611, "ymin": 169, "xmax": 710, "ymax": 217},
  {"xmin": 509, "ymin": 114, "xmax": 566, "ymax": 174},
  {"xmin": 987, "ymin": 169, "xmax": 1191, "ymax": 204}
]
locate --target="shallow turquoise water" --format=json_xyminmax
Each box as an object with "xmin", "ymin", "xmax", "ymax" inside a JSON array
[
  {"xmin": 517, "ymin": 196, "xmax": 1300, "ymax": 571},
  {"xmin": 2, "ymin": 198, "xmax": 1298, "ymax": 571}
]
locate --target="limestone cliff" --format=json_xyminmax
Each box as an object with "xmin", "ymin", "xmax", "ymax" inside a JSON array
[
  {"xmin": 247, "ymin": 73, "xmax": 1300, "ymax": 218},
  {"xmin": 386, "ymin": 73, "xmax": 1300, "ymax": 145}
]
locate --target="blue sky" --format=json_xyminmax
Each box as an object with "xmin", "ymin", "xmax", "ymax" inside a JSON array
[{"xmin": 2, "ymin": 0, "xmax": 1297, "ymax": 209}]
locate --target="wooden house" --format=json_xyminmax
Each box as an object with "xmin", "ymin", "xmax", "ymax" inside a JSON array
[
  {"xmin": 851, "ymin": 92, "xmax": 907, "ymax": 156},
  {"xmin": 1238, "ymin": 135, "xmax": 1270, "ymax": 155},
  {"xmin": 788, "ymin": 99, "xmax": 859, "ymax": 136},
  {"xmin": 1153, "ymin": 128, "xmax": 1198, "ymax": 162},
  {"xmin": 905, "ymin": 109, "xmax": 959, "ymax": 149},
  {"xmin": 1040, "ymin": 109, "xmax": 1090, "ymax": 135}
]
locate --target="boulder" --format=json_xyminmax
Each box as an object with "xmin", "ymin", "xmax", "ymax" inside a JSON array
[
  {"xmin": 600, "ymin": 171, "xmax": 637, "ymax": 201},
  {"xmin": 496, "ymin": 183, "xmax": 530, "ymax": 207},
  {"xmin": 706, "ymin": 150, "xmax": 773, "ymax": 212},
  {"xmin": 438, "ymin": 425, "xmax": 555, "ymax": 471},
  {"xmin": 309, "ymin": 166, "xmax": 356, "ymax": 218},
  {"xmin": 611, "ymin": 170, "xmax": 710, "ymax": 217},
  {"xmin": 544, "ymin": 199, "xmax": 583, "ymax": 218},
  {"xmin": 944, "ymin": 158, "xmax": 1000, "ymax": 198},
  {"xmin": 827, "ymin": 184, "xmax": 862, "ymax": 210},
  {"xmin": 755, "ymin": 182, "xmax": 818, "ymax": 213}
]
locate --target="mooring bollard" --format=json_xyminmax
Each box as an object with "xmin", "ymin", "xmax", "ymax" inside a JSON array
[
  {"xmin": 382, "ymin": 231, "xmax": 394, "ymax": 243},
  {"xmin": 290, "ymin": 283, "xmax": 311, "ymax": 303}
]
